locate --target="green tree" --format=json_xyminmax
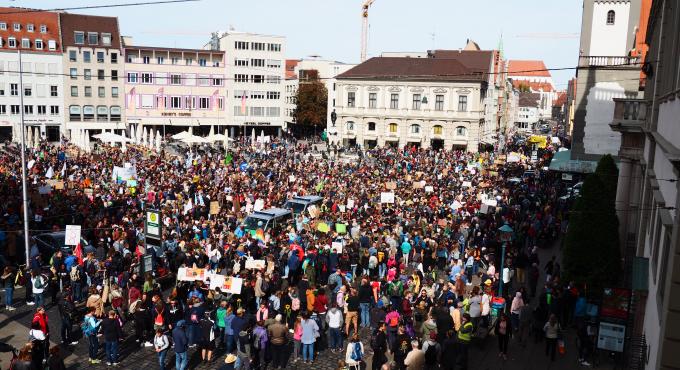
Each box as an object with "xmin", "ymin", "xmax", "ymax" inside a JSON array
[
  {"xmin": 294, "ymin": 79, "xmax": 328, "ymax": 128},
  {"xmin": 518, "ymin": 83, "xmax": 531, "ymax": 93},
  {"xmin": 563, "ymin": 156, "xmax": 621, "ymax": 296}
]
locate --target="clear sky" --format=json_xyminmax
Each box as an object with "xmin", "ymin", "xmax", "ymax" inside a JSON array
[{"xmin": 17, "ymin": 0, "xmax": 582, "ymax": 87}]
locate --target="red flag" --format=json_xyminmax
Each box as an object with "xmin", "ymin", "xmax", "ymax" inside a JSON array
[
  {"xmin": 74, "ymin": 242, "xmax": 83, "ymax": 266},
  {"xmin": 240, "ymin": 93, "xmax": 247, "ymax": 115}
]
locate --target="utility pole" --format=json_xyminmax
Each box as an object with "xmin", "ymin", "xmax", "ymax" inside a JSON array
[{"xmin": 18, "ymin": 50, "xmax": 31, "ymax": 265}]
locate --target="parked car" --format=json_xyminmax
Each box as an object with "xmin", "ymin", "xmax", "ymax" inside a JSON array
[
  {"xmin": 243, "ymin": 208, "xmax": 293, "ymax": 235},
  {"xmin": 284, "ymin": 195, "xmax": 323, "ymax": 215},
  {"xmin": 33, "ymin": 231, "xmax": 92, "ymax": 260}
]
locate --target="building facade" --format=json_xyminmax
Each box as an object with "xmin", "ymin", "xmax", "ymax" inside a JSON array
[
  {"xmin": 508, "ymin": 60, "xmax": 557, "ymax": 120},
  {"xmin": 284, "ymin": 59, "xmax": 298, "ymax": 126},
  {"xmin": 208, "ymin": 32, "xmax": 286, "ymax": 137},
  {"xmin": 610, "ymin": 1, "xmax": 680, "ymax": 369},
  {"xmin": 515, "ymin": 92, "xmax": 540, "ymax": 132},
  {"xmin": 0, "ymin": 8, "xmax": 64, "ymax": 142},
  {"xmin": 571, "ymin": 0, "xmax": 647, "ymax": 160},
  {"xmin": 59, "ymin": 13, "xmax": 124, "ymax": 135},
  {"xmin": 331, "ymin": 57, "xmax": 486, "ymax": 151},
  {"xmin": 123, "ymin": 43, "xmax": 226, "ymax": 136}
]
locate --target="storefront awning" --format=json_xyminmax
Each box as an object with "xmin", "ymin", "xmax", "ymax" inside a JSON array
[{"xmin": 548, "ymin": 150, "xmax": 598, "ymax": 173}]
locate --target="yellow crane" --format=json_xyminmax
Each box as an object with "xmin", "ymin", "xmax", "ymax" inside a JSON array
[{"xmin": 361, "ymin": 0, "xmax": 376, "ymax": 62}]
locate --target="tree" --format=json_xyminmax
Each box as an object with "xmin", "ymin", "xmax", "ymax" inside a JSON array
[
  {"xmin": 294, "ymin": 78, "xmax": 328, "ymax": 128},
  {"xmin": 563, "ymin": 156, "xmax": 621, "ymax": 297},
  {"xmin": 518, "ymin": 83, "xmax": 531, "ymax": 93}
]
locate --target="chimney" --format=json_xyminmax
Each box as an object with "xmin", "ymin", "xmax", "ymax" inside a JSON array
[{"xmin": 458, "ymin": 48, "xmax": 462, "ymax": 53}]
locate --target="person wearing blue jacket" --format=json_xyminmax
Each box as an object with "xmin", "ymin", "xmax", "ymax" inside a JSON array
[{"xmin": 172, "ymin": 320, "xmax": 189, "ymax": 370}]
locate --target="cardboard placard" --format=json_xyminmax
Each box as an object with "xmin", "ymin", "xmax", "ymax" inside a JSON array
[
  {"xmin": 177, "ymin": 267, "xmax": 207, "ymax": 282},
  {"xmin": 385, "ymin": 182, "xmax": 397, "ymax": 190},
  {"xmin": 462, "ymin": 181, "xmax": 472, "ymax": 188},
  {"xmin": 210, "ymin": 201, "xmax": 220, "ymax": 215},
  {"xmin": 317, "ymin": 222, "xmax": 330, "ymax": 233},
  {"xmin": 331, "ymin": 241, "xmax": 343, "ymax": 253},
  {"xmin": 346, "ymin": 199, "xmax": 355, "ymax": 209},
  {"xmin": 380, "ymin": 192, "xmax": 395, "ymax": 204},
  {"xmin": 209, "ymin": 275, "xmax": 243, "ymax": 294},
  {"xmin": 335, "ymin": 223, "xmax": 347, "ymax": 234},
  {"xmin": 245, "ymin": 259, "xmax": 266, "ymax": 270},
  {"xmin": 65, "ymin": 225, "xmax": 81, "ymax": 246},
  {"xmin": 425, "ymin": 186, "xmax": 434, "ymax": 193},
  {"xmin": 412, "ymin": 181, "xmax": 425, "ymax": 189},
  {"xmin": 308, "ymin": 205, "xmax": 320, "ymax": 218}
]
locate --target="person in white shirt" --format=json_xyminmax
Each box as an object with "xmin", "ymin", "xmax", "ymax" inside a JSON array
[
  {"xmin": 154, "ymin": 328, "xmax": 170, "ymax": 370},
  {"xmin": 326, "ymin": 302, "xmax": 344, "ymax": 353},
  {"xmin": 345, "ymin": 334, "xmax": 365, "ymax": 368}
]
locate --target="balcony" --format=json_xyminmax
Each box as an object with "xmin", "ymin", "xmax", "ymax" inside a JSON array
[
  {"xmin": 611, "ymin": 98, "xmax": 647, "ymax": 130},
  {"xmin": 578, "ymin": 55, "xmax": 640, "ymax": 68}
]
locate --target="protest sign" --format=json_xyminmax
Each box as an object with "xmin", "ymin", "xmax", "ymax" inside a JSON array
[
  {"xmin": 38, "ymin": 185, "xmax": 52, "ymax": 194},
  {"xmin": 308, "ymin": 205, "xmax": 320, "ymax": 218},
  {"xmin": 209, "ymin": 274, "xmax": 244, "ymax": 294},
  {"xmin": 385, "ymin": 182, "xmax": 397, "ymax": 190},
  {"xmin": 346, "ymin": 199, "xmax": 355, "ymax": 209},
  {"xmin": 338, "ymin": 205, "xmax": 346, "ymax": 213},
  {"xmin": 254, "ymin": 199, "xmax": 264, "ymax": 212},
  {"xmin": 335, "ymin": 223, "xmax": 347, "ymax": 234},
  {"xmin": 462, "ymin": 181, "xmax": 472, "ymax": 188},
  {"xmin": 412, "ymin": 181, "xmax": 425, "ymax": 189},
  {"xmin": 380, "ymin": 192, "xmax": 395, "ymax": 204},
  {"xmin": 111, "ymin": 166, "xmax": 137, "ymax": 181},
  {"xmin": 210, "ymin": 201, "xmax": 220, "ymax": 215},
  {"xmin": 332, "ymin": 241, "xmax": 343, "ymax": 253},
  {"xmin": 438, "ymin": 219, "xmax": 448, "ymax": 227},
  {"xmin": 425, "ymin": 186, "xmax": 434, "ymax": 193},
  {"xmin": 65, "ymin": 225, "xmax": 81, "ymax": 246},
  {"xmin": 317, "ymin": 222, "xmax": 330, "ymax": 233},
  {"xmin": 177, "ymin": 267, "xmax": 207, "ymax": 282},
  {"xmin": 245, "ymin": 259, "xmax": 266, "ymax": 270},
  {"xmin": 55, "ymin": 181, "xmax": 65, "ymax": 190}
]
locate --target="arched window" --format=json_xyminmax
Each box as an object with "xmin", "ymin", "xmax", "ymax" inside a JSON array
[
  {"xmin": 455, "ymin": 126, "xmax": 467, "ymax": 136},
  {"xmin": 388, "ymin": 123, "xmax": 398, "ymax": 133},
  {"xmin": 97, "ymin": 106, "xmax": 109, "ymax": 121},
  {"xmin": 69, "ymin": 105, "xmax": 81, "ymax": 121},
  {"xmin": 410, "ymin": 124, "xmax": 421, "ymax": 134},
  {"xmin": 110, "ymin": 106, "xmax": 121, "ymax": 121},
  {"xmin": 607, "ymin": 10, "xmax": 615, "ymax": 25},
  {"xmin": 368, "ymin": 122, "xmax": 376, "ymax": 131},
  {"xmin": 83, "ymin": 105, "xmax": 94, "ymax": 121},
  {"xmin": 433, "ymin": 125, "xmax": 443, "ymax": 135},
  {"xmin": 346, "ymin": 121, "xmax": 355, "ymax": 131}
]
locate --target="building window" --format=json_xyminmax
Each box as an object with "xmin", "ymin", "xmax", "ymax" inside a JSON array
[
  {"xmin": 235, "ymin": 58, "xmax": 248, "ymax": 66},
  {"xmin": 458, "ymin": 96, "xmax": 468, "ymax": 111},
  {"xmin": 435, "ymin": 95, "xmax": 444, "ymax": 111},
  {"xmin": 410, "ymin": 124, "xmax": 421, "ymax": 134},
  {"xmin": 37, "ymin": 105, "xmax": 46, "ymax": 115},
  {"xmin": 97, "ymin": 106, "xmax": 108, "ymax": 121},
  {"xmin": 27, "ymin": 24, "xmax": 34, "ymax": 32},
  {"xmin": 389, "ymin": 123, "xmax": 398, "ymax": 133},
  {"xmin": 127, "ymin": 55, "xmax": 135, "ymax": 63},
  {"xmin": 252, "ymin": 75, "xmax": 264, "ymax": 83},
  {"xmin": 171, "ymin": 74, "xmax": 182, "ymax": 85},
  {"xmin": 390, "ymin": 94, "xmax": 399, "ymax": 109},
  {"xmin": 235, "ymin": 41, "xmax": 249, "ymax": 50},
  {"xmin": 185, "ymin": 58, "xmax": 193, "ymax": 65},
  {"xmin": 11, "ymin": 105, "xmax": 20, "ymax": 115},
  {"xmin": 369, "ymin": 93, "xmax": 377, "ymax": 108},
  {"xmin": 346, "ymin": 121, "xmax": 355, "ymax": 131},
  {"xmin": 251, "ymin": 42, "xmax": 265, "ymax": 51},
  {"xmin": 433, "ymin": 125, "xmax": 443, "ymax": 135},
  {"xmin": 83, "ymin": 51, "xmax": 91, "ymax": 62},
  {"xmin": 101, "ymin": 33, "xmax": 111, "ymax": 46},
  {"xmin": 455, "ymin": 126, "xmax": 467, "ymax": 136},
  {"xmin": 157, "ymin": 56, "xmax": 164, "ymax": 65},
  {"xmin": 50, "ymin": 85, "xmax": 58, "ymax": 97},
  {"xmin": 84, "ymin": 86, "xmax": 92, "ymax": 97},
  {"xmin": 98, "ymin": 86, "xmax": 105, "ymax": 97},
  {"xmin": 141, "ymin": 73, "xmax": 153, "ymax": 84},
  {"xmin": 199, "ymin": 97, "xmax": 210, "ymax": 109},
  {"xmin": 88, "ymin": 32, "xmax": 98, "ymax": 45},
  {"xmin": 21, "ymin": 38, "xmax": 30, "ymax": 48},
  {"xmin": 84, "ymin": 69, "xmax": 91, "ymax": 80},
  {"xmin": 606, "ymin": 10, "xmax": 615, "ymax": 25},
  {"xmin": 50, "ymin": 106, "xmax": 59, "ymax": 115},
  {"xmin": 13, "ymin": 23, "xmax": 21, "ymax": 31},
  {"xmin": 98, "ymin": 70, "xmax": 104, "ymax": 80},
  {"xmin": 0, "ymin": 23, "xmax": 6, "ymax": 31},
  {"xmin": 69, "ymin": 50, "xmax": 77, "ymax": 62},
  {"xmin": 368, "ymin": 122, "xmax": 376, "ymax": 131},
  {"xmin": 267, "ymin": 43, "xmax": 281, "ymax": 52},
  {"xmin": 198, "ymin": 58, "xmax": 207, "ymax": 66},
  {"xmin": 70, "ymin": 68, "xmax": 78, "ymax": 79},
  {"xmin": 24, "ymin": 105, "xmax": 33, "ymax": 115},
  {"xmin": 412, "ymin": 94, "xmax": 422, "ymax": 110},
  {"xmin": 111, "ymin": 53, "xmax": 118, "ymax": 64},
  {"xmin": 110, "ymin": 106, "xmax": 121, "ymax": 121},
  {"xmin": 127, "ymin": 72, "xmax": 138, "ymax": 83},
  {"xmin": 266, "ymin": 75, "xmax": 281, "ymax": 84},
  {"xmin": 143, "ymin": 56, "xmax": 150, "ymax": 64},
  {"xmin": 23, "ymin": 85, "xmax": 32, "ymax": 96},
  {"xmin": 10, "ymin": 84, "xmax": 18, "ymax": 96},
  {"xmin": 48, "ymin": 40, "xmax": 56, "ymax": 51},
  {"xmin": 83, "ymin": 105, "xmax": 94, "ymax": 121},
  {"xmin": 213, "ymin": 61, "xmax": 220, "ymax": 67},
  {"xmin": 171, "ymin": 57, "xmax": 179, "ymax": 65},
  {"xmin": 235, "ymin": 74, "xmax": 248, "ymax": 83},
  {"xmin": 347, "ymin": 92, "xmax": 356, "ymax": 107},
  {"xmin": 171, "ymin": 96, "xmax": 182, "ymax": 109},
  {"xmin": 212, "ymin": 77, "xmax": 223, "ymax": 86},
  {"xmin": 266, "ymin": 59, "xmax": 281, "ymax": 68},
  {"xmin": 250, "ymin": 91, "xmax": 265, "ymax": 99},
  {"xmin": 0, "ymin": 105, "xmax": 5, "ymax": 115},
  {"xmin": 8, "ymin": 37, "xmax": 16, "ymax": 48},
  {"xmin": 35, "ymin": 39, "xmax": 43, "ymax": 50},
  {"xmin": 251, "ymin": 59, "xmax": 265, "ymax": 67},
  {"xmin": 74, "ymin": 32, "xmax": 84, "ymax": 44},
  {"xmin": 40, "ymin": 25, "xmax": 47, "ymax": 33},
  {"xmin": 111, "ymin": 70, "xmax": 118, "ymax": 81},
  {"xmin": 266, "ymin": 91, "xmax": 280, "ymax": 99},
  {"xmin": 111, "ymin": 87, "xmax": 119, "ymax": 97},
  {"xmin": 97, "ymin": 52, "xmax": 105, "ymax": 63}
]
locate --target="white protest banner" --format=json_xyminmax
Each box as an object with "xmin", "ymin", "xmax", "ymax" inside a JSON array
[
  {"xmin": 245, "ymin": 259, "xmax": 266, "ymax": 270},
  {"xmin": 451, "ymin": 200, "xmax": 463, "ymax": 210},
  {"xmin": 253, "ymin": 199, "xmax": 265, "ymax": 212},
  {"xmin": 177, "ymin": 267, "xmax": 207, "ymax": 282},
  {"xmin": 65, "ymin": 225, "xmax": 81, "ymax": 246},
  {"xmin": 380, "ymin": 192, "xmax": 395, "ymax": 204},
  {"xmin": 332, "ymin": 241, "xmax": 343, "ymax": 253},
  {"xmin": 111, "ymin": 165, "xmax": 138, "ymax": 181},
  {"xmin": 462, "ymin": 181, "xmax": 472, "ymax": 188},
  {"xmin": 506, "ymin": 153, "xmax": 521, "ymax": 163},
  {"xmin": 425, "ymin": 186, "xmax": 434, "ymax": 193},
  {"xmin": 339, "ymin": 205, "xmax": 346, "ymax": 213},
  {"xmin": 308, "ymin": 204, "xmax": 320, "ymax": 218},
  {"xmin": 346, "ymin": 199, "xmax": 355, "ymax": 209}
]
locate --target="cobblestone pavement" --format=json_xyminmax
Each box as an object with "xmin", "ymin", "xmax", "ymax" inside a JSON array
[{"xmin": 0, "ymin": 240, "xmax": 587, "ymax": 370}]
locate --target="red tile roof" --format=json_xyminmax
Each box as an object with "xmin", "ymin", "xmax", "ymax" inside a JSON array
[
  {"xmin": 553, "ymin": 92, "xmax": 567, "ymax": 107},
  {"xmin": 507, "ymin": 60, "xmax": 551, "ymax": 77},
  {"xmin": 285, "ymin": 59, "xmax": 299, "ymax": 80},
  {"xmin": 59, "ymin": 12, "xmax": 120, "ymax": 49},
  {"xmin": 337, "ymin": 57, "xmax": 486, "ymax": 82},
  {"xmin": 0, "ymin": 7, "xmax": 61, "ymax": 53}
]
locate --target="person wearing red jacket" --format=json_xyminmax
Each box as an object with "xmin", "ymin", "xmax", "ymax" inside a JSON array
[{"xmin": 32, "ymin": 306, "xmax": 49, "ymax": 336}]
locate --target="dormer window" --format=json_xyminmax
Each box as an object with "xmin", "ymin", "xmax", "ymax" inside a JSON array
[
  {"xmin": 88, "ymin": 32, "xmax": 98, "ymax": 45},
  {"xmin": 40, "ymin": 25, "xmax": 47, "ymax": 33},
  {"xmin": 13, "ymin": 23, "xmax": 21, "ymax": 31},
  {"xmin": 27, "ymin": 24, "xmax": 34, "ymax": 32},
  {"xmin": 0, "ymin": 23, "xmax": 7, "ymax": 31},
  {"xmin": 607, "ymin": 10, "xmax": 615, "ymax": 25},
  {"xmin": 74, "ymin": 31, "xmax": 85, "ymax": 44}
]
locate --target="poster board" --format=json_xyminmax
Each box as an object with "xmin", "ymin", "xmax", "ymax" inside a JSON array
[
  {"xmin": 425, "ymin": 186, "xmax": 434, "ymax": 193},
  {"xmin": 210, "ymin": 201, "xmax": 221, "ymax": 215},
  {"xmin": 346, "ymin": 199, "xmax": 355, "ymax": 209},
  {"xmin": 145, "ymin": 210, "xmax": 161, "ymax": 239},
  {"xmin": 385, "ymin": 182, "xmax": 397, "ymax": 190},
  {"xmin": 245, "ymin": 259, "xmax": 266, "ymax": 270},
  {"xmin": 308, "ymin": 205, "xmax": 320, "ymax": 218},
  {"xmin": 380, "ymin": 192, "xmax": 395, "ymax": 204},
  {"xmin": 65, "ymin": 225, "xmax": 81, "ymax": 246},
  {"xmin": 177, "ymin": 267, "xmax": 207, "ymax": 282},
  {"xmin": 209, "ymin": 274, "xmax": 243, "ymax": 294},
  {"xmin": 317, "ymin": 222, "xmax": 330, "ymax": 233},
  {"xmin": 331, "ymin": 241, "xmax": 343, "ymax": 253},
  {"xmin": 412, "ymin": 181, "xmax": 425, "ymax": 189},
  {"xmin": 462, "ymin": 181, "xmax": 472, "ymax": 188},
  {"xmin": 335, "ymin": 223, "xmax": 347, "ymax": 234}
]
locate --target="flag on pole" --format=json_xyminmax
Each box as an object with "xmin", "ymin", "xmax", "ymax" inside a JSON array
[
  {"xmin": 74, "ymin": 242, "xmax": 83, "ymax": 266},
  {"xmin": 240, "ymin": 93, "xmax": 247, "ymax": 115},
  {"xmin": 224, "ymin": 152, "xmax": 233, "ymax": 165}
]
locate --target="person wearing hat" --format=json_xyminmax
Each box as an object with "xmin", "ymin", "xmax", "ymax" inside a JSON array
[{"xmin": 218, "ymin": 353, "xmax": 239, "ymax": 370}]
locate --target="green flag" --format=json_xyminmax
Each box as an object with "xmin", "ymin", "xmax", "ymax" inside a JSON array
[
  {"xmin": 315, "ymin": 180, "xmax": 324, "ymax": 192},
  {"xmin": 224, "ymin": 153, "xmax": 233, "ymax": 165}
]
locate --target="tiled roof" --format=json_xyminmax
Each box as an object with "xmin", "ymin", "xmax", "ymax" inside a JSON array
[
  {"xmin": 337, "ymin": 57, "xmax": 486, "ymax": 82},
  {"xmin": 518, "ymin": 92, "xmax": 540, "ymax": 107},
  {"xmin": 553, "ymin": 92, "xmax": 567, "ymax": 107},
  {"xmin": 428, "ymin": 49, "xmax": 493, "ymax": 72},
  {"xmin": 59, "ymin": 12, "xmax": 120, "ymax": 49},
  {"xmin": 0, "ymin": 7, "xmax": 61, "ymax": 53},
  {"xmin": 508, "ymin": 60, "xmax": 551, "ymax": 77},
  {"xmin": 285, "ymin": 59, "xmax": 299, "ymax": 79}
]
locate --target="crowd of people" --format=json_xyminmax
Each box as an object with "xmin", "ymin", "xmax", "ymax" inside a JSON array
[{"xmin": 0, "ymin": 135, "xmax": 593, "ymax": 370}]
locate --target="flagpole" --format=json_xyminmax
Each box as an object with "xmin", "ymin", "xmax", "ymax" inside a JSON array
[{"xmin": 18, "ymin": 50, "xmax": 31, "ymax": 265}]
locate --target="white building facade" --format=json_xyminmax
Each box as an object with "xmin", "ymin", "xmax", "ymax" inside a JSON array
[
  {"xmin": 208, "ymin": 32, "xmax": 286, "ymax": 137},
  {"xmin": 331, "ymin": 58, "xmax": 486, "ymax": 151}
]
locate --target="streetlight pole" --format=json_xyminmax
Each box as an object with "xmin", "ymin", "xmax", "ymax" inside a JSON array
[
  {"xmin": 498, "ymin": 241, "xmax": 507, "ymax": 298},
  {"xmin": 18, "ymin": 50, "xmax": 31, "ymax": 265}
]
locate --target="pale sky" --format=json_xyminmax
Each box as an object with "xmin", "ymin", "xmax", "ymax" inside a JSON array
[{"xmin": 18, "ymin": 0, "xmax": 582, "ymax": 87}]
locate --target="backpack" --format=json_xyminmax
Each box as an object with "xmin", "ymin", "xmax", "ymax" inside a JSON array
[
  {"xmin": 368, "ymin": 256, "xmax": 377, "ymax": 269},
  {"xmin": 33, "ymin": 275, "xmax": 44, "ymax": 290},
  {"xmin": 425, "ymin": 343, "xmax": 439, "ymax": 365},
  {"xmin": 81, "ymin": 317, "xmax": 95, "ymax": 336},
  {"xmin": 388, "ymin": 282, "xmax": 400, "ymax": 297},
  {"xmin": 70, "ymin": 267, "xmax": 80, "ymax": 282},
  {"xmin": 350, "ymin": 342, "xmax": 363, "ymax": 361}
]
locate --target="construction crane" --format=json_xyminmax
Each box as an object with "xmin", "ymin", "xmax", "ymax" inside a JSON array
[{"xmin": 360, "ymin": 0, "xmax": 376, "ymax": 62}]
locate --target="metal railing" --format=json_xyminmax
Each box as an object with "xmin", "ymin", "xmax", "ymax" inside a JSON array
[{"xmin": 579, "ymin": 55, "xmax": 640, "ymax": 67}]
